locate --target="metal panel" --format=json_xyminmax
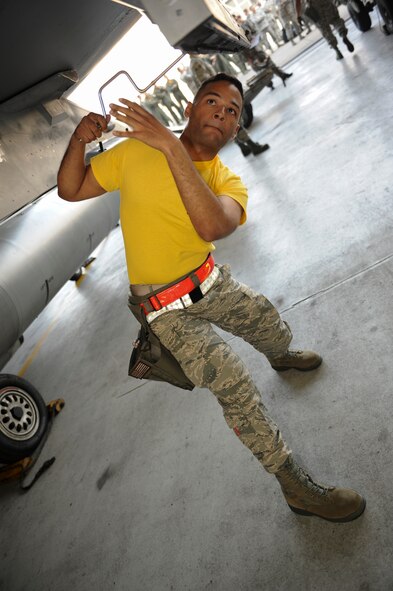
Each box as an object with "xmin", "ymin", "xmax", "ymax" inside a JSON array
[{"xmin": 0, "ymin": 190, "xmax": 120, "ymax": 368}]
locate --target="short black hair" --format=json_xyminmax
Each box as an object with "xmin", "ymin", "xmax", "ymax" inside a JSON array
[{"xmin": 194, "ymin": 73, "xmax": 244, "ymax": 103}]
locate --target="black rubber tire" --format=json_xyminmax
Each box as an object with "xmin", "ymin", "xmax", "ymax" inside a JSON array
[
  {"xmin": 0, "ymin": 374, "xmax": 49, "ymax": 464},
  {"xmin": 242, "ymin": 102, "xmax": 254, "ymax": 128},
  {"xmin": 377, "ymin": 0, "xmax": 393, "ymax": 33},
  {"xmin": 348, "ymin": 0, "xmax": 372, "ymax": 31}
]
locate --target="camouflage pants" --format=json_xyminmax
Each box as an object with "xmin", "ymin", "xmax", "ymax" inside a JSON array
[
  {"xmin": 236, "ymin": 126, "xmax": 253, "ymax": 143},
  {"xmin": 150, "ymin": 264, "xmax": 292, "ymax": 473},
  {"xmin": 279, "ymin": 0, "xmax": 303, "ymax": 39},
  {"xmin": 307, "ymin": 0, "xmax": 347, "ymax": 47}
]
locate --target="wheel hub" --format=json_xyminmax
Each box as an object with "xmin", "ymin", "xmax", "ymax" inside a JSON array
[
  {"xmin": 11, "ymin": 406, "xmax": 24, "ymax": 420},
  {"xmin": 0, "ymin": 387, "xmax": 40, "ymax": 441}
]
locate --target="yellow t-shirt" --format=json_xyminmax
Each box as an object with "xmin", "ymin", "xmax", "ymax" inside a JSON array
[{"xmin": 91, "ymin": 138, "xmax": 248, "ymax": 284}]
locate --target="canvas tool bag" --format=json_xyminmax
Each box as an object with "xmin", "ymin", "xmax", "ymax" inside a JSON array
[{"xmin": 128, "ymin": 298, "xmax": 195, "ymax": 391}]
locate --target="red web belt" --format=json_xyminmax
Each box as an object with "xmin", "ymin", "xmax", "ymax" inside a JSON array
[{"xmin": 140, "ymin": 254, "xmax": 215, "ymax": 315}]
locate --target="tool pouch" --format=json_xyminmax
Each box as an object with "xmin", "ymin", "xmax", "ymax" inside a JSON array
[{"xmin": 128, "ymin": 300, "xmax": 195, "ymax": 391}]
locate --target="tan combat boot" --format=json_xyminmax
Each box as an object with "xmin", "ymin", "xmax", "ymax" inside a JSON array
[
  {"xmin": 269, "ymin": 350, "xmax": 322, "ymax": 372},
  {"xmin": 275, "ymin": 455, "xmax": 366, "ymax": 522}
]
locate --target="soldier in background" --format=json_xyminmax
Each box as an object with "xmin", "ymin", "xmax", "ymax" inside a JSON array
[
  {"xmin": 242, "ymin": 6, "xmax": 272, "ymax": 52},
  {"xmin": 165, "ymin": 76, "xmax": 189, "ymax": 111},
  {"xmin": 189, "ymin": 54, "xmax": 217, "ymax": 84},
  {"xmin": 277, "ymin": 0, "xmax": 304, "ymax": 44},
  {"xmin": 299, "ymin": 13, "xmax": 314, "ymax": 34},
  {"xmin": 210, "ymin": 53, "xmax": 240, "ymax": 77},
  {"xmin": 139, "ymin": 92, "xmax": 171, "ymax": 127},
  {"xmin": 228, "ymin": 51, "xmax": 250, "ymax": 75},
  {"xmin": 262, "ymin": 1, "xmax": 287, "ymax": 47},
  {"xmin": 154, "ymin": 85, "xmax": 184, "ymax": 124},
  {"xmin": 235, "ymin": 127, "xmax": 270, "ymax": 157},
  {"xmin": 237, "ymin": 13, "xmax": 293, "ymax": 88},
  {"xmin": 177, "ymin": 64, "xmax": 198, "ymax": 96},
  {"xmin": 296, "ymin": 0, "xmax": 355, "ymax": 59},
  {"xmin": 248, "ymin": 3, "xmax": 279, "ymax": 52},
  {"xmin": 244, "ymin": 45, "xmax": 293, "ymax": 87}
]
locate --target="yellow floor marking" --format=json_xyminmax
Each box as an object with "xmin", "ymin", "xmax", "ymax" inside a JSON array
[
  {"xmin": 18, "ymin": 318, "xmax": 59, "ymax": 377},
  {"xmin": 18, "ymin": 255, "xmax": 98, "ymax": 374}
]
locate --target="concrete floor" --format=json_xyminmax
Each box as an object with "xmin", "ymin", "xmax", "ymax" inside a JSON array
[{"xmin": 2, "ymin": 15, "xmax": 393, "ymax": 591}]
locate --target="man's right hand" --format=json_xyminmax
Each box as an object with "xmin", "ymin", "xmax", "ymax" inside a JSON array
[
  {"xmin": 73, "ymin": 113, "xmax": 111, "ymax": 145},
  {"xmin": 57, "ymin": 112, "xmax": 109, "ymax": 201}
]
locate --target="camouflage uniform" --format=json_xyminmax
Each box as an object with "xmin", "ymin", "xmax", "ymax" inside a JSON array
[
  {"xmin": 140, "ymin": 93, "xmax": 171, "ymax": 127},
  {"xmin": 227, "ymin": 52, "xmax": 249, "ymax": 75},
  {"xmin": 303, "ymin": 0, "xmax": 347, "ymax": 49},
  {"xmin": 264, "ymin": 5, "xmax": 286, "ymax": 45},
  {"xmin": 189, "ymin": 56, "xmax": 216, "ymax": 87},
  {"xmin": 211, "ymin": 53, "xmax": 239, "ymax": 76},
  {"xmin": 154, "ymin": 86, "xmax": 184, "ymax": 125},
  {"xmin": 178, "ymin": 66, "xmax": 199, "ymax": 95},
  {"xmin": 165, "ymin": 78, "xmax": 189, "ymax": 110},
  {"xmin": 249, "ymin": 8, "xmax": 279, "ymax": 51},
  {"xmin": 149, "ymin": 264, "xmax": 292, "ymax": 473},
  {"xmin": 244, "ymin": 47, "xmax": 291, "ymax": 82},
  {"xmin": 278, "ymin": 0, "xmax": 304, "ymax": 43}
]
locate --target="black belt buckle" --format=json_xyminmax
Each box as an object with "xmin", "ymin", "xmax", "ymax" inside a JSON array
[{"xmin": 189, "ymin": 286, "xmax": 203, "ymax": 304}]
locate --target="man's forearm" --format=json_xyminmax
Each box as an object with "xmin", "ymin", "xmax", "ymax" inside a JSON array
[
  {"xmin": 58, "ymin": 112, "xmax": 110, "ymax": 201},
  {"xmin": 164, "ymin": 141, "xmax": 238, "ymax": 241},
  {"xmin": 57, "ymin": 134, "xmax": 87, "ymax": 200}
]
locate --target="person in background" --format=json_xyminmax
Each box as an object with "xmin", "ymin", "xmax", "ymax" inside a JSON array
[
  {"xmin": 228, "ymin": 51, "xmax": 250, "ymax": 75},
  {"xmin": 244, "ymin": 45, "xmax": 293, "ymax": 87},
  {"xmin": 210, "ymin": 53, "xmax": 240, "ymax": 77},
  {"xmin": 154, "ymin": 84, "xmax": 184, "ymax": 125},
  {"xmin": 277, "ymin": 0, "xmax": 305, "ymax": 44},
  {"xmin": 139, "ymin": 92, "xmax": 171, "ymax": 127},
  {"xmin": 296, "ymin": 0, "xmax": 355, "ymax": 60},
  {"xmin": 165, "ymin": 76, "xmax": 189, "ymax": 111},
  {"xmin": 178, "ymin": 64, "xmax": 199, "ymax": 95}
]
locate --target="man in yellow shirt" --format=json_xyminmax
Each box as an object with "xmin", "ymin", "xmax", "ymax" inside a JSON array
[{"xmin": 57, "ymin": 73, "xmax": 365, "ymax": 522}]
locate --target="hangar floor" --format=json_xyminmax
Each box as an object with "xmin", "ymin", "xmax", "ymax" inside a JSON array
[{"xmin": 2, "ymin": 14, "xmax": 393, "ymax": 591}]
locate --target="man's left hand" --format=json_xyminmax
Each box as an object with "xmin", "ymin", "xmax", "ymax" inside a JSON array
[{"xmin": 109, "ymin": 99, "xmax": 179, "ymax": 154}]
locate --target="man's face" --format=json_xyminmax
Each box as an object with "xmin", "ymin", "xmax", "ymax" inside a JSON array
[{"xmin": 184, "ymin": 80, "xmax": 243, "ymax": 152}]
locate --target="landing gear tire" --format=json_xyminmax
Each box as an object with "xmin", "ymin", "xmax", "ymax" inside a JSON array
[
  {"xmin": 377, "ymin": 0, "xmax": 393, "ymax": 33},
  {"xmin": 348, "ymin": 0, "xmax": 372, "ymax": 31},
  {"xmin": 242, "ymin": 103, "xmax": 254, "ymax": 128},
  {"xmin": 0, "ymin": 374, "xmax": 49, "ymax": 464}
]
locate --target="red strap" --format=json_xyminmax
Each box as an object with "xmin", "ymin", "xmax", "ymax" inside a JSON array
[{"xmin": 147, "ymin": 254, "xmax": 214, "ymax": 310}]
